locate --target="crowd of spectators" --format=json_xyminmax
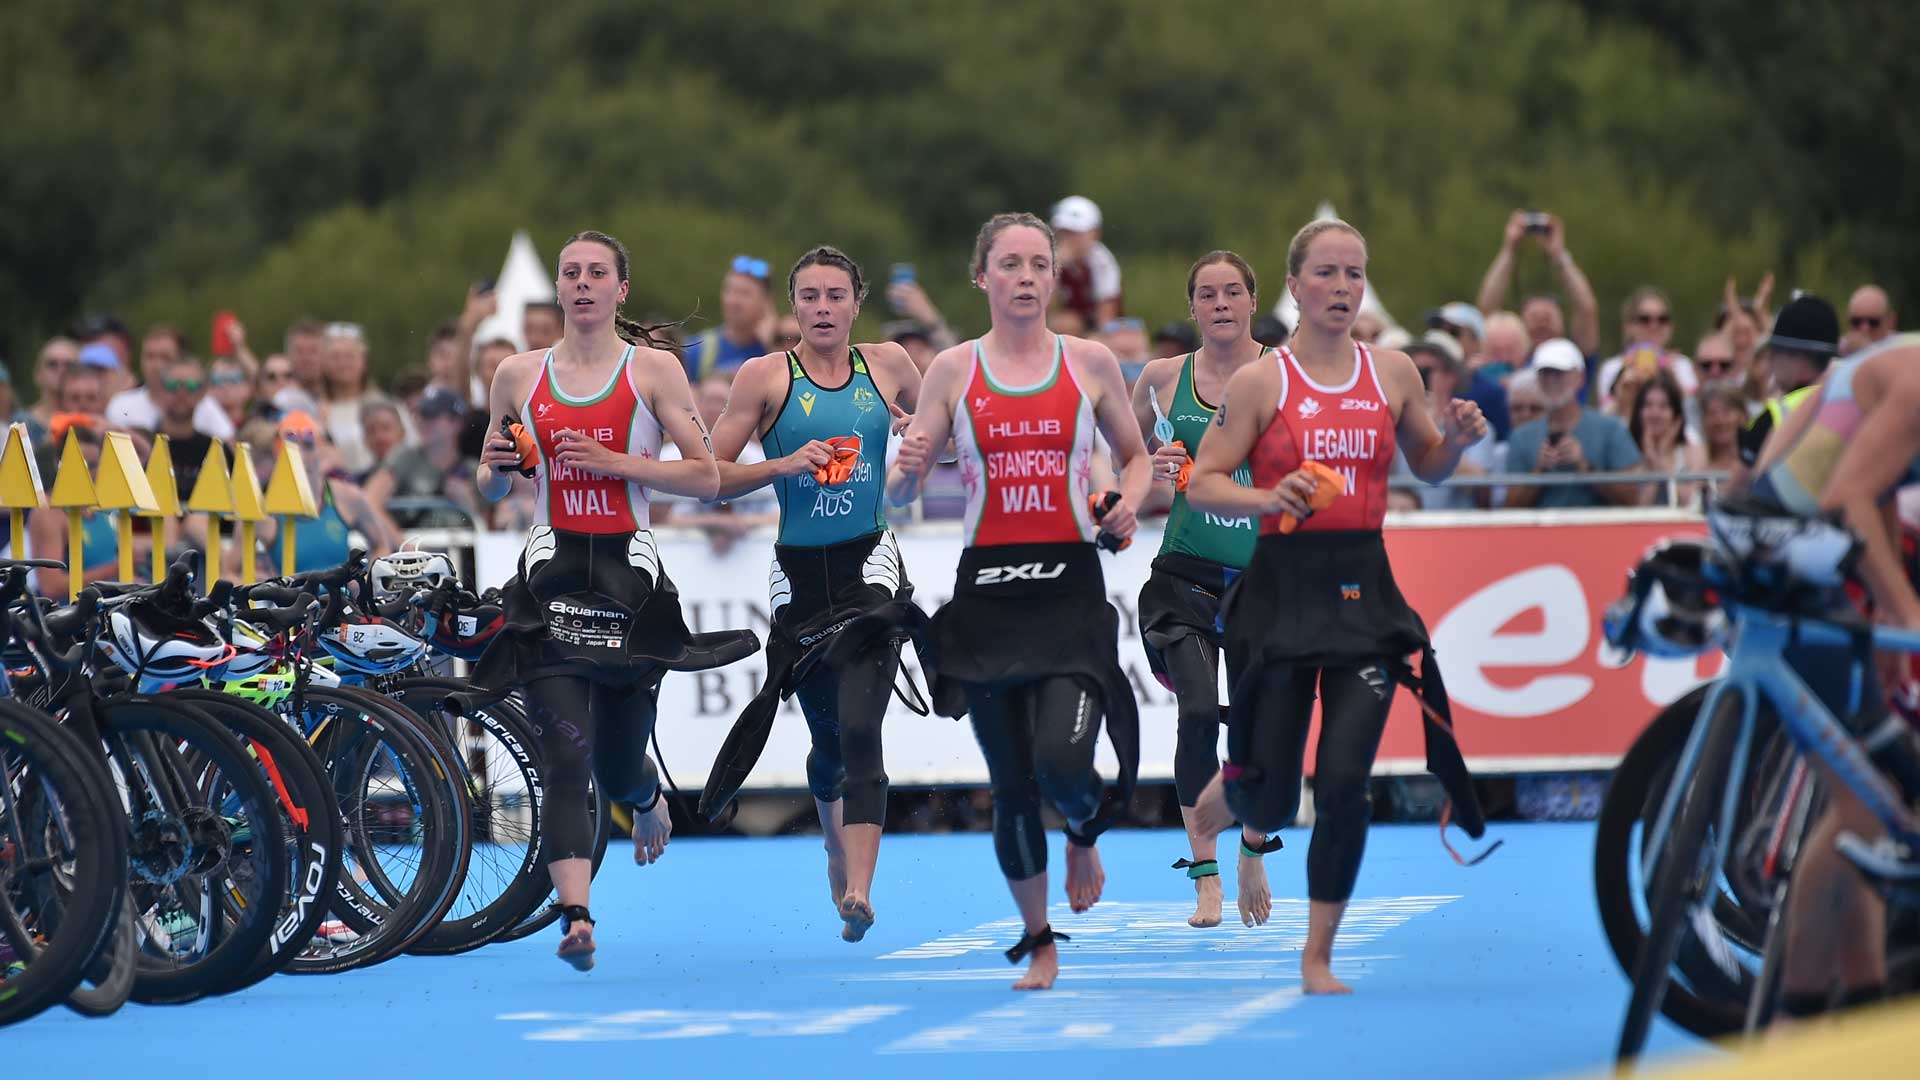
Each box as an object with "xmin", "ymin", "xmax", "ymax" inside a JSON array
[{"xmin": 5, "ymin": 200, "xmax": 1901, "ymax": 584}]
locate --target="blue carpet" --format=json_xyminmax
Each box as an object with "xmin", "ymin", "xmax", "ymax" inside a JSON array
[{"xmin": 8, "ymin": 823, "xmax": 1703, "ymax": 1077}]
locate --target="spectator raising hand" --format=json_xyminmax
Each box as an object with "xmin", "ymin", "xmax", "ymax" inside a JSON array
[{"xmin": 1476, "ymin": 210, "xmax": 1600, "ymax": 356}]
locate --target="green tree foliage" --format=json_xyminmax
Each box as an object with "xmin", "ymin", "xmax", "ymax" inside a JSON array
[{"xmin": 0, "ymin": 0, "xmax": 1901, "ymax": 383}]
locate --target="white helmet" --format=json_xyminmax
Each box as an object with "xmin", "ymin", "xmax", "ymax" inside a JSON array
[
  {"xmin": 316, "ymin": 619, "xmax": 428, "ymax": 675},
  {"xmin": 370, "ymin": 549, "xmax": 458, "ymax": 599},
  {"xmin": 97, "ymin": 601, "xmax": 237, "ymax": 692}
]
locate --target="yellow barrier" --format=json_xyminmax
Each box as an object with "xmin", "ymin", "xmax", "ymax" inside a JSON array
[
  {"xmin": 230, "ymin": 443, "xmax": 269, "ymax": 584},
  {"xmin": 0, "ymin": 423, "xmax": 43, "ymax": 560},
  {"xmin": 265, "ymin": 440, "xmax": 317, "ymax": 578},
  {"xmin": 0, "ymin": 425, "xmax": 319, "ymax": 593},
  {"xmin": 140, "ymin": 435, "xmax": 184, "ymax": 585}
]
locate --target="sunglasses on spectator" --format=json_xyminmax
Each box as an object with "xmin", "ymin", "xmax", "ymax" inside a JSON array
[
  {"xmin": 1510, "ymin": 402, "xmax": 1547, "ymax": 417},
  {"xmin": 283, "ymin": 432, "xmax": 317, "ymax": 449},
  {"xmin": 324, "ymin": 322, "xmax": 365, "ymax": 341},
  {"xmin": 1696, "ymin": 357, "xmax": 1736, "ymax": 375},
  {"xmin": 162, "ymin": 377, "xmax": 204, "ymax": 392},
  {"xmin": 210, "ymin": 371, "xmax": 248, "ymax": 387},
  {"xmin": 1632, "ymin": 311, "xmax": 1672, "ymax": 326},
  {"xmin": 261, "ymin": 369, "xmax": 295, "ymax": 383},
  {"xmin": 731, "ymin": 255, "xmax": 771, "ymax": 280},
  {"xmin": 1851, "ymin": 315, "xmax": 1884, "ymax": 330}
]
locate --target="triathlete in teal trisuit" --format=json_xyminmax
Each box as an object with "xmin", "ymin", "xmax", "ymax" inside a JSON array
[
  {"xmin": 703, "ymin": 246, "xmax": 925, "ymax": 943},
  {"xmin": 1127, "ymin": 251, "xmax": 1274, "ymax": 930}
]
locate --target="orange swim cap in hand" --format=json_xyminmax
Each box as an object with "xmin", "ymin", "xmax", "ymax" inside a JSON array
[
  {"xmin": 1277, "ymin": 460, "xmax": 1346, "ymax": 534},
  {"xmin": 813, "ymin": 435, "xmax": 863, "ymax": 487},
  {"xmin": 499, "ymin": 413, "xmax": 539, "ymax": 477}
]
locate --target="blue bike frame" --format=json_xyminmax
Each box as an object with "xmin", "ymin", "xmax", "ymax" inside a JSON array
[{"xmin": 1645, "ymin": 602, "xmax": 1920, "ymax": 868}]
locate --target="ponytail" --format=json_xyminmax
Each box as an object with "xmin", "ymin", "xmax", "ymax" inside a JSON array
[{"xmin": 614, "ymin": 313, "xmax": 681, "ymax": 352}]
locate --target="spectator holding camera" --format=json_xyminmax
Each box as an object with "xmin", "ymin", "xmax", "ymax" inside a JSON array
[
  {"xmin": 1476, "ymin": 211, "xmax": 1601, "ymax": 358},
  {"xmin": 1597, "ymin": 287, "xmax": 1696, "ymax": 410},
  {"xmin": 1501, "ymin": 338, "xmax": 1642, "ymax": 508}
]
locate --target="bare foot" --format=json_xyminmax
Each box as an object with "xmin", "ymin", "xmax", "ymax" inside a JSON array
[
  {"xmin": 839, "ymin": 894, "xmax": 875, "ymax": 942},
  {"xmin": 1236, "ymin": 850, "xmax": 1272, "ymax": 927},
  {"xmin": 1302, "ymin": 959, "xmax": 1352, "ymax": 995},
  {"xmin": 825, "ymin": 847, "xmax": 848, "ymax": 907},
  {"xmin": 557, "ymin": 920, "xmax": 596, "ymax": 972},
  {"xmin": 1190, "ymin": 873, "xmax": 1223, "ymax": 928},
  {"xmin": 1065, "ymin": 842, "xmax": 1105, "ymax": 913},
  {"xmin": 633, "ymin": 796, "xmax": 671, "ymax": 866},
  {"xmin": 1013, "ymin": 941, "xmax": 1059, "ymax": 990},
  {"xmin": 1190, "ymin": 773, "xmax": 1237, "ymax": 838}
]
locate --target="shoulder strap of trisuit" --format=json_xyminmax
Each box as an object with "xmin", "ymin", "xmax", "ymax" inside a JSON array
[{"xmin": 787, "ymin": 351, "xmax": 806, "ymax": 381}]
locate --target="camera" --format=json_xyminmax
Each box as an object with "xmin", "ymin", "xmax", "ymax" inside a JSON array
[{"xmin": 1524, "ymin": 212, "xmax": 1552, "ymax": 235}]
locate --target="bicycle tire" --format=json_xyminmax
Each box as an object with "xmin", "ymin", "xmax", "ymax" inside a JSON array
[
  {"xmin": 383, "ymin": 677, "xmax": 548, "ymax": 956},
  {"xmin": 0, "ymin": 701, "xmax": 121, "ymax": 1027},
  {"xmin": 104, "ymin": 696, "xmax": 288, "ymax": 1006},
  {"xmin": 169, "ymin": 689, "xmax": 342, "ymax": 995},
  {"xmin": 279, "ymin": 686, "xmax": 461, "ymax": 974},
  {"xmin": 1617, "ymin": 685, "xmax": 1745, "ymax": 1063},
  {"xmin": 328, "ymin": 686, "xmax": 473, "ymax": 955},
  {"xmin": 66, "ymin": 893, "xmax": 136, "ymax": 1017}
]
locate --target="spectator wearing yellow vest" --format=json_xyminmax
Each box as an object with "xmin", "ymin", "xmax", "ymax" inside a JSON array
[{"xmin": 1740, "ymin": 293, "xmax": 1840, "ymax": 465}]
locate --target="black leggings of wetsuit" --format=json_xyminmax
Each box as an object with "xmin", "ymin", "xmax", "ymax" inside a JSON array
[
  {"xmin": 792, "ymin": 635, "xmax": 899, "ymax": 827},
  {"xmin": 1241, "ymin": 662, "xmax": 1393, "ymax": 903},
  {"xmin": 1163, "ymin": 635, "xmax": 1224, "ymax": 807},
  {"xmin": 966, "ymin": 676, "xmax": 1106, "ymax": 881},
  {"xmin": 522, "ymin": 673, "xmax": 661, "ymax": 863}
]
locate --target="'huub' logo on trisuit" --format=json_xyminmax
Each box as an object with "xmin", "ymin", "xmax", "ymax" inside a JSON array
[{"xmin": 973, "ymin": 562, "xmax": 1067, "ymax": 586}]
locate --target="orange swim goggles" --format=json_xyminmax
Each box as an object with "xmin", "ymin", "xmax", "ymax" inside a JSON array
[
  {"xmin": 1276, "ymin": 460, "xmax": 1347, "ymax": 534},
  {"xmin": 813, "ymin": 435, "xmax": 863, "ymax": 487}
]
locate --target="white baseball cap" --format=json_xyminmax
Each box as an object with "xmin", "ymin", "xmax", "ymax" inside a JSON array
[
  {"xmin": 1050, "ymin": 195, "xmax": 1102, "ymax": 233},
  {"xmin": 1531, "ymin": 337, "xmax": 1586, "ymax": 373}
]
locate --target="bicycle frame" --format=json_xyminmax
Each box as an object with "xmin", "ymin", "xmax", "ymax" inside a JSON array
[{"xmin": 1646, "ymin": 603, "xmax": 1920, "ymax": 876}]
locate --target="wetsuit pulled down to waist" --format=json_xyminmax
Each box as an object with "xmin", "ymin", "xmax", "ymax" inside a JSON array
[
  {"xmin": 1221, "ymin": 531, "xmax": 1487, "ymax": 867},
  {"xmin": 1138, "ymin": 551, "xmax": 1242, "ymax": 806},
  {"xmin": 929, "ymin": 542, "xmax": 1140, "ymax": 859},
  {"xmin": 701, "ymin": 530, "xmax": 930, "ymax": 823},
  {"xmin": 472, "ymin": 525, "xmax": 759, "ymax": 691}
]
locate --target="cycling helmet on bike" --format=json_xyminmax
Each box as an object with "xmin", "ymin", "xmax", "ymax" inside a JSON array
[
  {"xmin": 1706, "ymin": 499, "xmax": 1860, "ymax": 590},
  {"xmin": 316, "ymin": 618, "xmax": 428, "ymax": 675},
  {"xmin": 1602, "ymin": 537, "xmax": 1729, "ymax": 659},
  {"xmin": 370, "ymin": 549, "xmax": 459, "ymax": 599},
  {"xmin": 222, "ymin": 664, "xmax": 298, "ymax": 708},
  {"xmin": 97, "ymin": 600, "xmax": 238, "ymax": 692}
]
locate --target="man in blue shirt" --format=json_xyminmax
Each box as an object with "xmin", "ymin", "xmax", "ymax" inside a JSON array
[
  {"xmin": 1502, "ymin": 338, "xmax": 1643, "ymax": 508},
  {"xmin": 683, "ymin": 255, "xmax": 773, "ymax": 381}
]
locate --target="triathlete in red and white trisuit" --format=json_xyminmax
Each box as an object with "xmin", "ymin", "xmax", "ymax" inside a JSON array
[
  {"xmin": 887, "ymin": 212, "xmax": 1151, "ymax": 992},
  {"xmin": 1187, "ymin": 219, "xmax": 1490, "ymax": 996},
  {"xmin": 474, "ymin": 230, "xmax": 757, "ymax": 973}
]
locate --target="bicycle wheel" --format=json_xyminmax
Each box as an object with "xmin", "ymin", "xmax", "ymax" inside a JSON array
[
  {"xmin": 328, "ymin": 686, "xmax": 473, "ymax": 953},
  {"xmin": 0, "ymin": 701, "xmax": 121, "ymax": 1027},
  {"xmin": 382, "ymin": 677, "xmax": 548, "ymax": 956},
  {"xmin": 169, "ymin": 689, "xmax": 342, "ymax": 994},
  {"xmin": 1617, "ymin": 685, "xmax": 1745, "ymax": 1063},
  {"xmin": 278, "ymin": 686, "xmax": 461, "ymax": 974},
  {"xmin": 66, "ymin": 893, "xmax": 136, "ymax": 1017},
  {"xmin": 97, "ymin": 696, "xmax": 288, "ymax": 1006}
]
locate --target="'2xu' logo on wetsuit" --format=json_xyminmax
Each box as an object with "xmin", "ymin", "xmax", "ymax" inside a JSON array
[{"xmin": 973, "ymin": 562, "xmax": 1067, "ymax": 586}]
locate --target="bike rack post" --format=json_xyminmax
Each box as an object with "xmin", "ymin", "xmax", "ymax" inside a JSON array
[
  {"xmin": 95, "ymin": 431, "xmax": 160, "ymax": 584},
  {"xmin": 140, "ymin": 434, "xmax": 184, "ymax": 585},
  {"xmin": 0, "ymin": 422, "xmax": 45, "ymax": 561},
  {"xmin": 186, "ymin": 440, "xmax": 237, "ymax": 592},
  {"xmin": 47, "ymin": 430, "xmax": 99, "ymax": 601},
  {"xmin": 230, "ymin": 444, "xmax": 269, "ymax": 585},
  {"xmin": 265, "ymin": 439, "xmax": 319, "ymax": 577}
]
